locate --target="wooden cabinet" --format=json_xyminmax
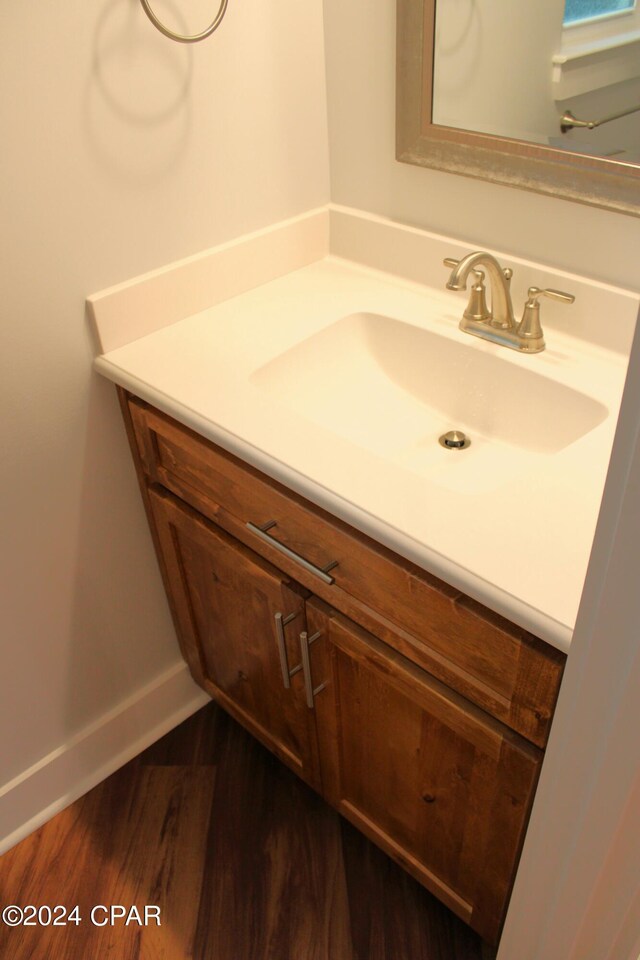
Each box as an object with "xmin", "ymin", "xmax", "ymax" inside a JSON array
[
  {"xmin": 306, "ymin": 601, "xmax": 540, "ymax": 944},
  {"xmin": 119, "ymin": 389, "xmax": 566, "ymax": 946},
  {"xmin": 126, "ymin": 393, "xmax": 564, "ymax": 748},
  {"xmin": 149, "ymin": 487, "xmax": 322, "ymax": 792}
]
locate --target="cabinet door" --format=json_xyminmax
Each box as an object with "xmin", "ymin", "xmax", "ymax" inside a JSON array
[
  {"xmin": 149, "ymin": 487, "xmax": 321, "ymax": 790},
  {"xmin": 306, "ymin": 599, "xmax": 542, "ymax": 945}
]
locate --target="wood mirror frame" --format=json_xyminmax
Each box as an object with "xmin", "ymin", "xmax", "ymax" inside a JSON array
[{"xmin": 396, "ymin": 0, "xmax": 640, "ymax": 217}]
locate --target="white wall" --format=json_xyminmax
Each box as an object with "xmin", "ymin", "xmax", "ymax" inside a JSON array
[
  {"xmin": 321, "ymin": 1, "xmax": 640, "ymax": 958},
  {"xmin": 0, "ymin": 0, "xmax": 328, "ymax": 839}
]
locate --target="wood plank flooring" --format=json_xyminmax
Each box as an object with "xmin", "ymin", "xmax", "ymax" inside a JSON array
[{"xmin": 0, "ymin": 702, "xmax": 496, "ymax": 959}]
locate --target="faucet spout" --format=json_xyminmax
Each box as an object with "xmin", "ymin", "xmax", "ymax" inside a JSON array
[{"xmin": 447, "ymin": 251, "xmax": 515, "ymax": 330}]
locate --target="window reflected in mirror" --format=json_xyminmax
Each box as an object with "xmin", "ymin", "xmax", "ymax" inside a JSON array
[{"xmin": 563, "ymin": 0, "xmax": 635, "ymax": 25}]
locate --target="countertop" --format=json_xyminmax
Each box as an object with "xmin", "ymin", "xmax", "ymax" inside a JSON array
[{"xmin": 93, "ymin": 230, "xmax": 634, "ymax": 653}]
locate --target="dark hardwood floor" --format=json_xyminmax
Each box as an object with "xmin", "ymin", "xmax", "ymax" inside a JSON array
[{"xmin": 0, "ymin": 702, "xmax": 496, "ymax": 959}]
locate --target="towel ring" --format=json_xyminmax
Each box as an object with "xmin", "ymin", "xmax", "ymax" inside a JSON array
[{"xmin": 139, "ymin": 0, "xmax": 229, "ymax": 43}]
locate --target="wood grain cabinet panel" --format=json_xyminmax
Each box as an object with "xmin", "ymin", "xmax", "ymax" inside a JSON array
[
  {"xmin": 148, "ymin": 486, "xmax": 322, "ymax": 792},
  {"xmin": 126, "ymin": 394, "xmax": 565, "ymax": 748},
  {"xmin": 305, "ymin": 599, "xmax": 541, "ymax": 945}
]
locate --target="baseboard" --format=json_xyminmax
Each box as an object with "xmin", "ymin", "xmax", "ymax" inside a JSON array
[{"xmin": 0, "ymin": 661, "xmax": 209, "ymax": 855}]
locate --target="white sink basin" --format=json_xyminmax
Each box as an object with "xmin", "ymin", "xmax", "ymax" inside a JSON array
[{"xmin": 252, "ymin": 311, "xmax": 608, "ymax": 490}]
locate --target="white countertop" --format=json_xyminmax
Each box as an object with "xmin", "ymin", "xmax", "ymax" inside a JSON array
[{"xmin": 93, "ymin": 220, "xmax": 635, "ymax": 654}]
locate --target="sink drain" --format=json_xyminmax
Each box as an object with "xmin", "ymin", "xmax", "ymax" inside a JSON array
[{"xmin": 439, "ymin": 430, "xmax": 471, "ymax": 450}]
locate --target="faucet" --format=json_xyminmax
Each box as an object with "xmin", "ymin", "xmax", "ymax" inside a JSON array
[
  {"xmin": 446, "ymin": 252, "xmax": 516, "ymax": 331},
  {"xmin": 444, "ymin": 251, "xmax": 575, "ymax": 353}
]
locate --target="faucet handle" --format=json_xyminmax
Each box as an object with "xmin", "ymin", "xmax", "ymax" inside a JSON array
[
  {"xmin": 526, "ymin": 286, "xmax": 575, "ymax": 305},
  {"xmin": 517, "ymin": 286, "xmax": 575, "ymax": 352},
  {"xmin": 463, "ymin": 269, "xmax": 491, "ymax": 323}
]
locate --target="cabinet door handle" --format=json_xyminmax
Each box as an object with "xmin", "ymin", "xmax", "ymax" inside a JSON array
[
  {"xmin": 274, "ymin": 612, "xmax": 302, "ymax": 690},
  {"xmin": 299, "ymin": 630, "xmax": 327, "ymax": 709},
  {"xmin": 247, "ymin": 521, "xmax": 338, "ymax": 585}
]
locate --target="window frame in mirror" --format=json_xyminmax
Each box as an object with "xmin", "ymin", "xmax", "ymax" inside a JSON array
[{"xmin": 396, "ymin": 0, "xmax": 640, "ymax": 217}]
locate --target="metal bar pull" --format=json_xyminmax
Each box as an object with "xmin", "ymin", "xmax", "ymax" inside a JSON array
[
  {"xmin": 247, "ymin": 521, "xmax": 338, "ymax": 585},
  {"xmin": 299, "ymin": 631, "xmax": 327, "ymax": 709},
  {"xmin": 274, "ymin": 612, "xmax": 302, "ymax": 690}
]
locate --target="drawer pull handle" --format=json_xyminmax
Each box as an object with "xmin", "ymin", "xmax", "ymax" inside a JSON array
[
  {"xmin": 300, "ymin": 630, "xmax": 327, "ymax": 710},
  {"xmin": 247, "ymin": 521, "xmax": 338, "ymax": 585},
  {"xmin": 274, "ymin": 612, "xmax": 302, "ymax": 690},
  {"xmin": 299, "ymin": 631, "xmax": 327, "ymax": 709}
]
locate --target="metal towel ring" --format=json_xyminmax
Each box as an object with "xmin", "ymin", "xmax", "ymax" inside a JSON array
[{"xmin": 139, "ymin": 0, "xmax": 229, "ymax": 43}]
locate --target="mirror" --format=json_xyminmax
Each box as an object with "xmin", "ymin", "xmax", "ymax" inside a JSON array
[{"xmin": 396, "ymin": 0, "xmax": 640, "ymax": 216}]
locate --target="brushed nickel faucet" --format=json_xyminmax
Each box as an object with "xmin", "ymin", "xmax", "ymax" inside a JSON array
[{"xmin": 444, "ymin": 252, "xmax": 574, "ymax": 354}]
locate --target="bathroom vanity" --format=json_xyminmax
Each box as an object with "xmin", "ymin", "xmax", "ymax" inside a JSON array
[
  {"xmin": 120, "ymin": 389, "xmax": 563, "ymax": 945},
  {"xmin": 90, "ymin": 205, "xmax": 638, "ymax": 947}
]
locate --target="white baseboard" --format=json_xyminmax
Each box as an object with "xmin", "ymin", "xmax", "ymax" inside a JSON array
[{"xmin": 0, "ymin": 661, "xmax": 210, "ymax": 855}]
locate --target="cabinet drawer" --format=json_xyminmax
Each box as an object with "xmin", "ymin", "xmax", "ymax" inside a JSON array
[{"xmin": 127, "ymin": 393, "xmax": 564, "ymax": 747}]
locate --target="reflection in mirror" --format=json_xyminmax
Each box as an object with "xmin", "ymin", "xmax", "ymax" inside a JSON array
[
  {"xmin": 432, "ymin": 0, "xmax": 640, "ymax": 162},
  {"xmin": 396, "ymin": 0, "xmax": 640, "ymax": 216}
]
